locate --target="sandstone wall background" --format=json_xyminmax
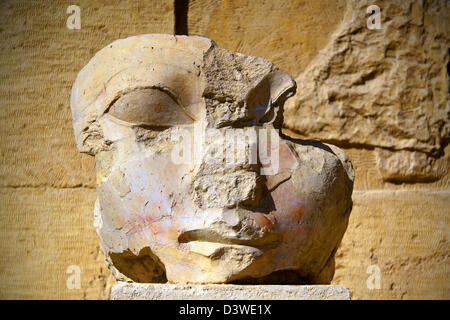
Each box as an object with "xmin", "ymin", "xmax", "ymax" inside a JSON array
[{"xmin": 0, "ymin": 0, "xmax": 448, "ymax": 299}]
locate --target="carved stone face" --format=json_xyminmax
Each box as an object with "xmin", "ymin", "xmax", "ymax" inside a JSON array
[{"xmin": 71, "ymin": 34, "xmax": 354, "ymax": 284}]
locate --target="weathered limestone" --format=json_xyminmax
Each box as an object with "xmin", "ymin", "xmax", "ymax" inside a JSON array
[
  {"xmin": 111, "ymin": 282, "xmax": 351, "ymax": 300},
  {"xmin": 0, "ymin": 0, "xmax": 174, "ymax": 299},
  {"xmin": 70, "ymin": 34, "xmax": 354, "ymax": 284},
  {"xmin": 0, "ymin": 0, "xmax": 447, "ymax": 301},
  {"xmin": 0, "ymin": 187, "xmax": 115, "ymax": 299},
  {"xmin": 283, "ymin": 0, "xmax": 449, "ymax": 183},
  {"xmin": 187, "ymin": 0, "xmax": 347, "ymax": 76},
  {"xmin": 375, "ymin": 148, "xmax": 438, "ymax": 182},
  {"xmin": 333, "ymin": 190, "xmax": 450, "ymax": 300}
]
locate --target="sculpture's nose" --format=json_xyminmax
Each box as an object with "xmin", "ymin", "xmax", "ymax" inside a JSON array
[
  {"xmin": 190, "ymin": 125, "xmax": 265, "ymax": 210},
  {"xmin": 192, "ymin": 168, "xmax": 264, "ymax": 210}
]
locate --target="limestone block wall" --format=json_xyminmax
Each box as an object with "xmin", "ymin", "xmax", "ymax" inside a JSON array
[
  {"xmin": 0, "ymin": 0, "xmax": 448, "ymax": 299},
  {"xmin": 0, "ymin": 0, "xmax": 174, "ymax": 299}
]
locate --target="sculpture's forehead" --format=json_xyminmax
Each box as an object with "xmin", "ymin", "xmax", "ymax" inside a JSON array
[
  {"xmin": 72, "ymin": 34, "xmax": 211, "ymax": 115},
  {"xmin": 70, "ymin": 34, "xmax": 296, "ymax": 153},
  {"xmin": 71, "ymin": 34, "xmax": 276, "ymax": 112}
]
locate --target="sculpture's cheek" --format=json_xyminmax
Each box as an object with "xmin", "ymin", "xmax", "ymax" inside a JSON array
[
  {"xmin": 97, "ymin": 150, "xmax": 196, "ymax": 251},
  {"xmin": 271, "ymin": 180, "xmax": 305, "ymax": 219},
  {"xmin": 269, "ymin": 179, "xmax": 313, "ymax": 240},
  {"xmin": 131, "ymin": 218, "xmax": 179, "ymax": 246},
  {"xmin": 251, "ymin": 212, "xmax": 276, "ymax": 233}
]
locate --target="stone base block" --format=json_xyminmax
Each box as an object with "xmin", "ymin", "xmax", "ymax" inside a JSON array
[{"xmin": 111, "ymin": 282, "xmax": 351, "ymax": 300}]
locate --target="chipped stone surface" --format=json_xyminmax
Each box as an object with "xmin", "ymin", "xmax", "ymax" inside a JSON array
[
  {"xmin": 283, "ymin": 0, "xmax": 449, "ymax": 182},
  {"xmin": 375, "ymin": 148, "xmax": 438, "ymax": 182},
  {"xmin": 71, "ymin": 34, "xmax": 354, "ymax": 284},
  {"xmin": 111, "ymin": 282, "xmax": 351, "ymax": 300},
  {"xmin": 1, "ymin": 0, "xmax": 448, "ymax": 300}
]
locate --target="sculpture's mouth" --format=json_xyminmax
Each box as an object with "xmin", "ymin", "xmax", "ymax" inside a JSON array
[{"xmin": 177, "ymin": 228, "xmax": 282, "ymax": 249}]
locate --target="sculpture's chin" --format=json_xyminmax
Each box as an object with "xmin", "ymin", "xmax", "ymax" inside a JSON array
[
  {"xmin": 163, "ymin": 240, "xmax": 334, "ymax": 285},
  {"xmin": 177, "ymin": 226, "xmax": 282, "ymax": 248},
  {"xmin": 172, "ymin": 240, "xmax": 265, "ymax": 283}
]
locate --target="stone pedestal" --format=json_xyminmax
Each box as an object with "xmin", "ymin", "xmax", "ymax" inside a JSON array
[{"xmin": 111, "ymin": 282, "xmax": 351, "ymax": 300}]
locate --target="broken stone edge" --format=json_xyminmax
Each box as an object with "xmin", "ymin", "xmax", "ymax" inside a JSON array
[{"xmin": 111, "ymin": 282, "xmax": 351, "ymax": 300}]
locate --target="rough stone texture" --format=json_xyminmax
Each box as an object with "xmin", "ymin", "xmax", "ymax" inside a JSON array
[
  {"xmin": 71, "ymin": 34, "xmax": 354, "ymax": 285},
  {"xmin": 111, "ymin": 282, "xmax": 351, "ymax": 300},
  {"xmin": 185, "ymin": 0, "xmax": 450, "ymax": 300},
  {"xmin": 0, "ymin": 0, "xmax": 448, "ymax": 300},
  {"xmin": 375, "ymin": 148, "xmax": 439, "ymax": 182},
  {"xmin": 283, "ymin": 0, "xmax": 449, "ymax": 182}
]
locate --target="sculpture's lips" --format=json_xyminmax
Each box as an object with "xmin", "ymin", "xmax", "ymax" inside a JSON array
[{"xmin": 177, "ymin": 228, "xmax": 282, "ymax": 249}]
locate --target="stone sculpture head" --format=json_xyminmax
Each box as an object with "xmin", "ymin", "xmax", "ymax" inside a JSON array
[{"xmin": 71, "ymin": 34, "xmax": 354, "ymax": 284}]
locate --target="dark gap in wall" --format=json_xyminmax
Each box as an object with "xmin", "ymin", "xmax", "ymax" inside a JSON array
[
  {"xmin": 447, "ymin": 48, "xmax": 449, "ymax": 78},
  {"xmin": 174, "ymin": 0, "xmax": 189, "ymax": 35}
]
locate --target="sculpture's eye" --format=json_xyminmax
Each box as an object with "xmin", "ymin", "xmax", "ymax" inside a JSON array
[{"xmin": 106, "ymin": 87, "xmax": 194, "ymax": 127}]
